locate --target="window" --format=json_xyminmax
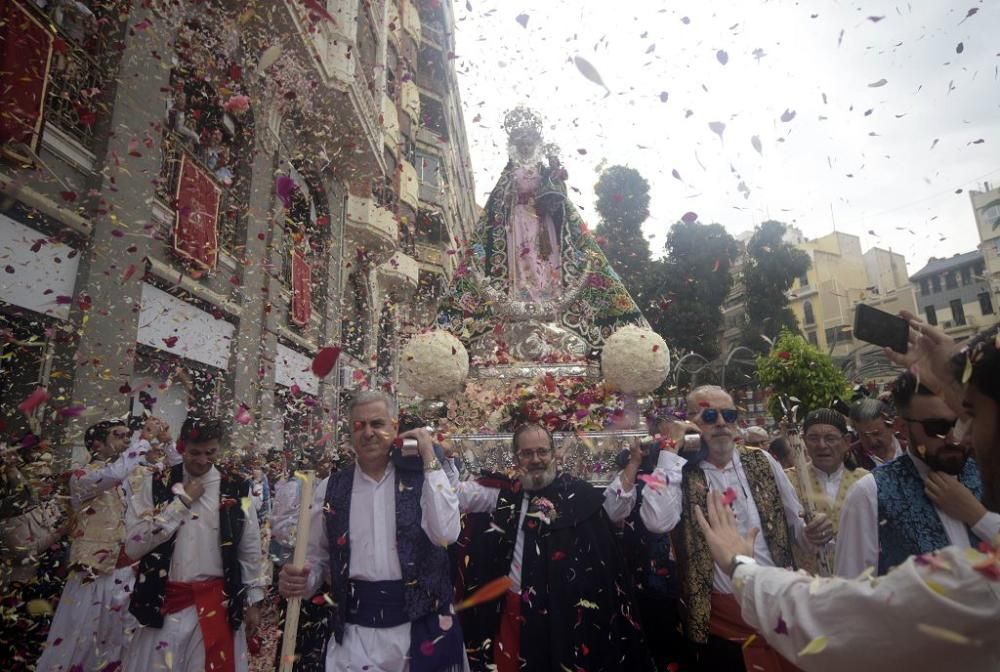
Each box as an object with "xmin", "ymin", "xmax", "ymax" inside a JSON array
[
  {"xmin": 950, "ymin": 299, "xmax": 966, "ymax": 326},
  {"xmin": 984, "ymin": 204, "xmax": 1000, "ymax": 229},
  {"xmin": 961, "ymin": 267, "xmax": 972, "ymax": 286},
  {"xmin": 824, "ymin": 327, "xmax": 852, "ymax": 345},
  {"xmin": 945, "ymin": 272, "xmax": 957, "ymax": 289},
  {"xmin": 807, "ymin": 331, "xmax": 818, "ymax": 347},
  {"xmin": 975, "ymin": 260, "xmax": 986, "ymax": 277},
  {"xmin": 799, "ymin": 273, "xmax": 809, "ymax": 288},
  {"xmin": 413, "ymin": 151, "xmax": 441, "ymax": 186},
  {"xmin": 803, "ymin": 301, "xmax": 815, "ymax": 325},
  {"xmin": 931, "ymin": 276, "xmax": 941, "ymax": 293},
  {"xmin": 979, "ymin": 292, "xmax": 994, "ymax": 316},
  {"xmin": 925, "ymin": 306, "xmax": 937, "ymax": 326},
  {"xmin": 920, "ymin": 278, "xmax": 929, "ymax": 296}
]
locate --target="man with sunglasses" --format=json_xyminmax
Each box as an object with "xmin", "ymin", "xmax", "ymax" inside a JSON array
[
  {"xmin": 38, "ymin": 420, "xmax": 144, "ymax": 672},
  {"xmin": 643, "ymin": 385, "xmax": 828, "ymax": 672},
  {"xmin": 836, "ymin": 370, "xmax": 1000, "ymax": 578}
]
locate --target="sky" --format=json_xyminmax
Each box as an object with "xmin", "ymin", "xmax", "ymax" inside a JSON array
[{"xmin": 451, "ymin": 0, "xmax": 999, "ymax": 275}]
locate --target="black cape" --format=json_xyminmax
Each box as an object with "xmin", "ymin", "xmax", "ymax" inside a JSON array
[{"xmin": 454, "ymin": 472, "xmax": 655, "ymax": 672}]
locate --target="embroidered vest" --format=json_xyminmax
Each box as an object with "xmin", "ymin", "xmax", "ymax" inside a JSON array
[
  {"xmin": 128, "ymin": 464, "xmax": 249, "ymax": 629},
  {"xmin": 67, "ymin": 463, "xmax": 126, "ymax": 575},
  {"xmin": 788, "ymin": 465, "xmax": 868, "ymax": 575},
  {"xmin": 874, "ymin": 456, "xmax": 982, "ymax": 575},
  {"xmin": 676, "ymin": 447, "xmax": 794, "ymax": 644},
  {"xmin": 324, "ymin": 462, "xmax": 455, "ymax": 645}
]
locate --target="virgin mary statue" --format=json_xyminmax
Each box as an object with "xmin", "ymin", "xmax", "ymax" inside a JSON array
[{"xmin": 437, "ymin": 107, "xmax": 647, "ymax": 358}]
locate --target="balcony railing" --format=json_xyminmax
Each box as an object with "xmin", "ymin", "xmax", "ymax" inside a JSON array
[{"xmin": 45, "ymin": 37, "xmax": 106, "ymax": 151}]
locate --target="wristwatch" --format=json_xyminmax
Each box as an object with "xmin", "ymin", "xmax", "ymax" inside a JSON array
[
  {"xmin": 423, "ymin": 458, "xmax": 442, "ymax": 472},
  {"xmin": 728, "ymin": 554, "xmax": 757, "ymax": 577}
]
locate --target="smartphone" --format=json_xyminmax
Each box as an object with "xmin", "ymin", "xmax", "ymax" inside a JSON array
[{"xmin": 853, "ymin": 303, "xmax": 908, "ymax": 353}]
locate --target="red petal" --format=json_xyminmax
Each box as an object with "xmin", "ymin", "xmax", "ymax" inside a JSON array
[{"xmin": 311, "ymin": 346, "xmax": 341, "ymax": 377}]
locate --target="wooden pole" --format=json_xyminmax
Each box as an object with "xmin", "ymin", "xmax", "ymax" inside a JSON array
[{"xmin": 278, "ymin": 470, "xmax": 315, "ymax": 672}]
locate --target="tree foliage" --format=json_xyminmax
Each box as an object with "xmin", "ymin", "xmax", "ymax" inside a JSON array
[
  {"xmin": 741, "ymin": 220, "xmax": 811, "ymax": 353},
  {"xmin": 593, "ymin": 166, "xmax": 654, "ymax": 313},
  {"xmin": 756, "ymin": 328, "xmax": 851, "ymax": 423},
  {"xmin": 648, "ymin": 220, "xmax": 739, "ymax": 361}
]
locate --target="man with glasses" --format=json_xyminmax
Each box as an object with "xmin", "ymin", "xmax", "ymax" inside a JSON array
[
  {"xmin": 642, "ymin": 385, "xmax": 829, "ymax": 672},
  {"xmin": 848, "ymin": 398, "xmax": 904, "ymax": 470},
  {"xmin": 449, "ymin": 422, "xmax": 654, "ymax": 672},
  {"xmin": 38, "ymin": 420, "xmax": 144, "ymax": 672},
  {"xmin": 790, "ymin": 409, "xmax": 869, "ymax": 575},
  {"xmin": 836, "ymin": 370, "xmax": 1000, "ymax": 578}
]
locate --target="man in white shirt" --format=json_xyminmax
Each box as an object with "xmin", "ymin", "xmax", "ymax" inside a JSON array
[
  {"xmin": 278, "ymin": 391, "xmax": 463, "ymax": 672},
  {"xmin": 123, "ymin": 416, "xmax": 266, "ymax": 672},
  {"xmin": 836, "ymin": 370, "xmax": 1000, "ymax": 578},
  {"xmin": 787, "ymin": 409, "xmax": 869, "ymax": 575},
  {"xmin": 643, "ymin": 385, "xmax": 831, "ymax": 672},
  {"xmin": 37, "ymin": 420, "xmax": 141, "ymax": 672}
]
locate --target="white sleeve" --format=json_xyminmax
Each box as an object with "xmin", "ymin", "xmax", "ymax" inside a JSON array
[
  {"xmin": 162, "ymin": 440, "xmax": 183, "ymax": 467},
  {"xmin": 124, "ymin": 471, "xmax": 192, "ymax": 561},
  {"xmin": 972, "ymin": 511, "xmax": 1000, "ymax": 543},
  {"xmin": 454, "ymin": 480, "xmax": 501, "ymax": 514},
  {"xmin": 303, "ymin": 477, "xmax": 331, "ymax": 599},
  {"xmin": 766, "ymin": 452, "xmax": 810, "ymax": 550},
  {"xmin": 238, "ymin": 495, "xmax": 266, "ymax": 603},
  {"xmin": 835, "ymin": 474, "xmax": 879, "ymax": 578},
  {"xmin": 639, "ymin": 450, "xmax": 686, "ymax": 534},
  {"xmin": 602, "ymin": 474, "xmax": 638, "ymax": 523},
  {"xmin": 420, "ymin": 469, "xmax": 462, "ymax": 546},
  {"xmin": 70, "ymin": 448, "xmax": 145, "ymax": 510},
  {"xmin": 733, "ymin": 545, "xmax": 1000, "ymax": 669}
]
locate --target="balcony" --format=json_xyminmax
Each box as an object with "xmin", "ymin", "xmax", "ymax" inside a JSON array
[
  {"xmin": 45, "ymin": 37, "xmax": 106, "ymax": 152},
  {"xmin": 419, "ymin": 180, "xmax": 444, "ymax": 206},
  {"xmin": 378, "ymin": 251, "xmax": 419, "ymax": 296},
  {"xmin": 345, "ymin": 193, "xmax": 398, "ymax": 264},
  {"xmin": 414, "ymin": 242, "xmax": 444, "ymax": 267},
  {"xmin": 402, "ymin": 0, "xmax": 422, "ymax": 44},
  {"xmin": 382, "ymin": 95, "xmax": 401, "ymax": 154},
  {"xmin": 400, "ymin": 80, "xmax": 421, "ymax": 124},
  {"xmin": 399, "ymin": 159, "xmax": 420, "ymax": 211}
]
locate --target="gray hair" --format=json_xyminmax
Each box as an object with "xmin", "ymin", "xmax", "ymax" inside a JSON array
[
  {"xmin": 849, "ymin": 398, "xmax": 889, "ymax": 424},
  {"xmin": 347, "ymin": 390, "xmax": 398, "ymax": 419},
  {"xmin": 686, "ymin": 385, "xmax": 732, "ymax": 413}
]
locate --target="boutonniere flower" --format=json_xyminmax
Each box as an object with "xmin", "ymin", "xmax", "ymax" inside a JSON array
[
  {"xmin": 529, "ymin": 496, "xmax": 557, "ymax": 525},
  {"xmin": 220, "ymin": 497, "xmax": 239, "ymax": 510}
]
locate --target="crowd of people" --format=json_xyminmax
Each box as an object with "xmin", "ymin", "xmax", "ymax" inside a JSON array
[{"xmin": 2, "ymin": 312, "xmax": 999, "ymax": 672}]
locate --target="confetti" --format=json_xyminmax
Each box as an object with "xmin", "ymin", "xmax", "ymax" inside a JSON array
[{"xmin": 798, "ymin": 636, "xmax": 828, "ymax": 656}]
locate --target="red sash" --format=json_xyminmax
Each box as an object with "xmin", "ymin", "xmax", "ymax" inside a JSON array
[
  {"xmin": 162, "ymin": 579, "xmax": 234, "ymax": 672},
  {"xmin": 709, "ymin": 592, "xmax": 801, "ymax": 672},
  {"xmin": 495, "ymin": 590, "xmax": 522, "ymax": 672}
]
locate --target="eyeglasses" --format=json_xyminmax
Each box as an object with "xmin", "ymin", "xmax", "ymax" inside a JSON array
[
  {"xmin": 696, "ymin": 408, "xmax": 739, "ymax": 424},
  {"xmin": 901, "ymin": 417, "xmax": 958, "ymax": 437},
  {"xmin": 516, "ymin": 447, "xmax": 553, "ymax": 460},
  {"xmin": 805, "ymin": 433, "xmax": 844, "ymax": 446}
]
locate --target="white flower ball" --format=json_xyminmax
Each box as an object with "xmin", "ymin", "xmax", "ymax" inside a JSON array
[
  {"xmin": 601, "ymin": 326, "xmax": 671, "ymax": 394},
  {"xmin": 401, "ymin": 331, "xmax": 470, "ymax": 398}
]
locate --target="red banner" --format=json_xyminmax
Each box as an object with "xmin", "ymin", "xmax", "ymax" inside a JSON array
[
  {"xmin": 291, "ymin": 249, "xmax": 311, "ymax": 326},
  {"xmin": 173, "ymin": 153, "xmax": 220, "ymax": 270},
  {"xmin": 0, "ymin": 2, "xmax": 54, "ymax": 162}
]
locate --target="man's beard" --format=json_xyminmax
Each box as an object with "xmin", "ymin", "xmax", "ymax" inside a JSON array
[
  {"xmin": 914, "ymin": 442, "xmax": 970, "ymax": 476},
  {"xmin": 522, "ymin": 462, "xmax": 557, "ymax": 491}
]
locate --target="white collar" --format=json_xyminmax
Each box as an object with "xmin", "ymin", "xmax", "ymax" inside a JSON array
[
  {"xmin": 356, "ymin": 461, "xmax": 394, "ymax": 486},
  {"xmin": 811, "ymin": 463, "xmax": 845, "ymax": 482},
  {"xmin": 700, "ymin": 449, "xmax": 740, "ymax": 472}
]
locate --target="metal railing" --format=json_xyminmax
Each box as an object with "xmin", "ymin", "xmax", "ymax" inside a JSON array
[{"xmin": 45, "ymin": 31, "xmax": 107, "ymax": 150}]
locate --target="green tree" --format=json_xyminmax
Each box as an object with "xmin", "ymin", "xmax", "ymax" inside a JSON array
[
  {"xmin": 648, "ymin": 220, "xmax": 739, "ymax": 360},
  {"xmin": 741, "ymin": 220, "xmax": 811, "ymax": 352},
  {"xmin": 756, "ymin": 328, "xmax": 851, "ymax": 423},
  {"xmin": 593, "ymin": 166, "xmax": 653, "ymax": 306}
]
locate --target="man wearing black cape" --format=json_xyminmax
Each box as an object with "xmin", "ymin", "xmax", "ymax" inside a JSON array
[{"xmin": 447, "ymin": 423, "xmax": 655, "ymax": 672}]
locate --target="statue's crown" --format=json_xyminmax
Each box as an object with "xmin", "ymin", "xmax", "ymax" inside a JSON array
[{"xmin": 503, "ymin": 106, "xmax": 543, "ymax": 138}]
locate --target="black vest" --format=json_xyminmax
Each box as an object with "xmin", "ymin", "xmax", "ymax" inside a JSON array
[
  {"xmin": 129, "ymin": 464, "xmax": 249, "ymax": 629},
  {"xmin": 324, "ymin": 456, "xmax": 455, "ymax": 644}
]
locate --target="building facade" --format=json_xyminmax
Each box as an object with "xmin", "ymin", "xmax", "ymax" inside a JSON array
[
  {"xmin": 787, "ymin": 231, "xmax": 917, "ymax": 359},
  {"xmin": 0, "ymin": 0, "xmax": 476, "ymax": 462},
  {"xmin": 970, "ymin": 182, "xmax": 1000, "ymax": 312},
  {"xmin": 910, "ymin": 251, "xmax": 994, "ymax": 340}
]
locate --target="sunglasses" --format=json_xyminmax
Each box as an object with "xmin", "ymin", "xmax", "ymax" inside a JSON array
[
  {"xmin": 697, "ymin": 408, "xmax": 739, "ymax": 424},
  {"xmin": 901, "ymin": 417, "xmax": 957, "ymax": 437}
]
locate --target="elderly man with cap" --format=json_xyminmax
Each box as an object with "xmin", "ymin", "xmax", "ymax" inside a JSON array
[
  {"xmin": 744, "ymin": 426, "xmax": 770, "ymax": 448},
  {"xmin": 787, "ymin": 409, "xmax": 869, "ymax": 575}
]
